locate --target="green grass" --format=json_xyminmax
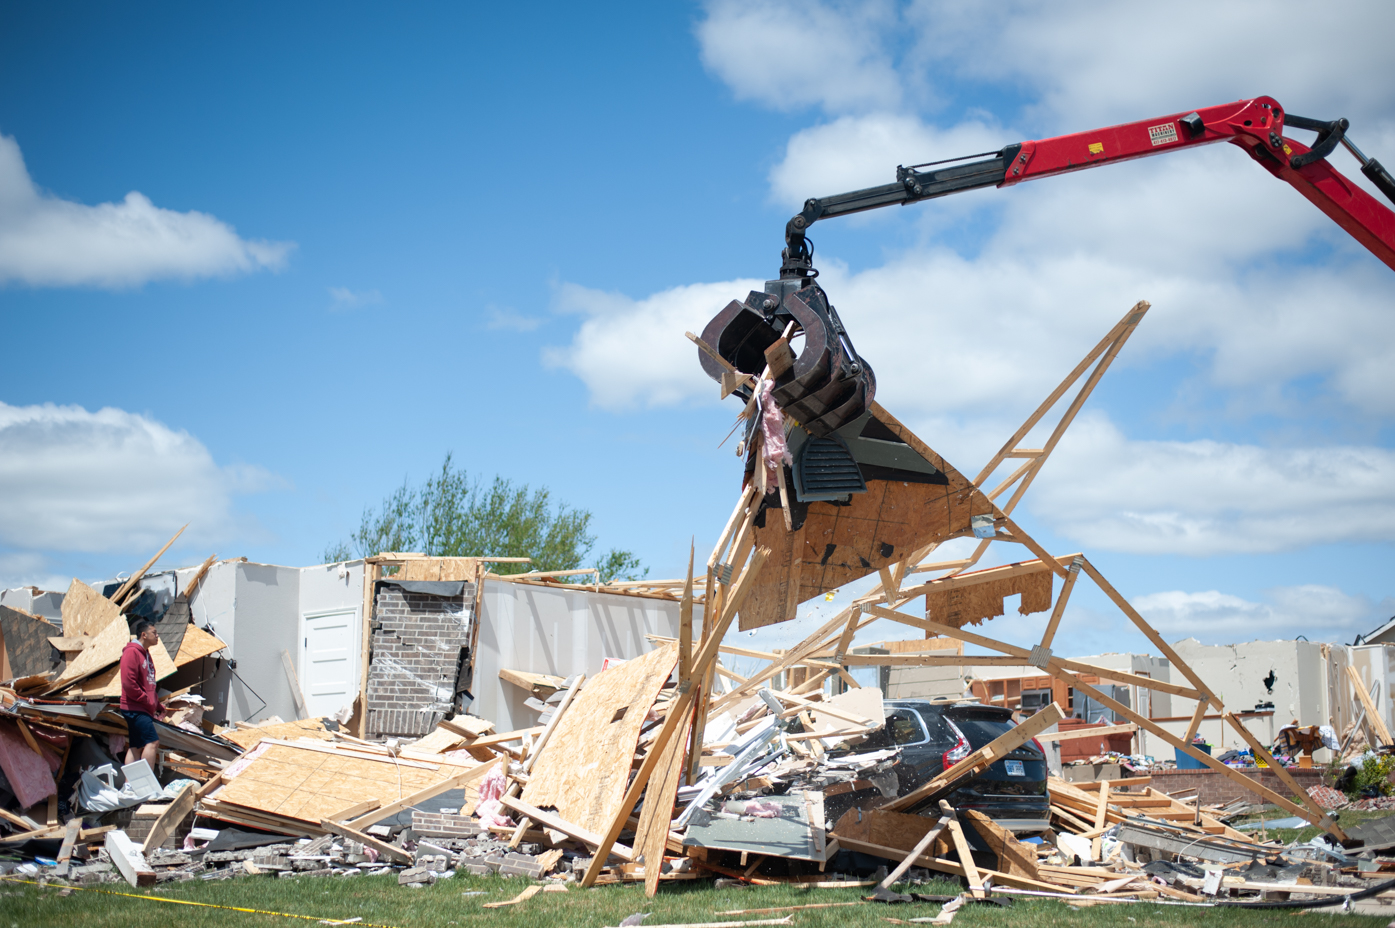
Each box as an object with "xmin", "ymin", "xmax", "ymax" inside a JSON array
[
  {"xmin": 1228, "ymin": 808, "xmax": 1393, "ymax": 846},
  {"xmin": 0, "ymin": 870, "xmax": 1390, "ymax": 928}
]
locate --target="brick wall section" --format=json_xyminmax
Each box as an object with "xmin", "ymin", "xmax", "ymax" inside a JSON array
[
  {"xmin": 411, "ymin": 809, "xmax": 482, "ymax": 838},
  {"xmin": 1146, "ymin": 767, "xmax": 1327, "ymax": 806},
  {"xmin": 365, "ymin": 583, "xmax": 474, "ymax": 739}
]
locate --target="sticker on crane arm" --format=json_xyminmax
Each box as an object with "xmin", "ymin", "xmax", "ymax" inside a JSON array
[
  {"xmin": 1149, "ymin": 123, "xmax": 1179, "ymax": 146},
  {"xmin": 1087, "ymin": 142, "xmax": 1104, "ymax": 155}
]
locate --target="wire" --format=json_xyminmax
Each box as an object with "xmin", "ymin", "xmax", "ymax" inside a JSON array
[{"xmin": 1, "ymin": 877, "xmax": 405, "ymax": 926}]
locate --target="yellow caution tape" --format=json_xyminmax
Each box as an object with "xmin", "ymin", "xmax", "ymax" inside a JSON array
[{"xmin": 1, "ymin": 876, "xmax": 405, "ymax": 927}]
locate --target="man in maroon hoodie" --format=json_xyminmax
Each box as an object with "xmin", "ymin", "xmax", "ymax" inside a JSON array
[{"xmin": 119, "ymin": 619, "xmax": 165, "ymax": 767}]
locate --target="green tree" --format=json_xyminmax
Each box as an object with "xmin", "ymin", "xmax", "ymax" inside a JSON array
[{"xmin": 322, "ymin": 453, "xmax": 647, "ymax": 583}]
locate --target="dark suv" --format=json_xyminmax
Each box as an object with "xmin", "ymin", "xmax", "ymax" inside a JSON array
[{"xmin": 834, "ymin": 698, "xmax": 1050, "ymax": 833}]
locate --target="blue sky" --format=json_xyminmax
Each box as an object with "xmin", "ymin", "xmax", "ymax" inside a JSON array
[{"xmin": 2, "ymin": 1, "xmax": 1393, "ymax": 656}]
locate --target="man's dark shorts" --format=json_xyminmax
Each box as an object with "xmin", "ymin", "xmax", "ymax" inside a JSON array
[{"xmin": 120, "ymin": 710, "xmax": 158, "ymax": 750}]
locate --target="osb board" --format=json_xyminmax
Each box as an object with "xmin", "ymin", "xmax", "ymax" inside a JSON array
[
  {"xmin": 832, "ymin": 807, "xmax": 944, "ymax": 856},
  {"xmin": 174, "ymin": 623, "xmax": 227, "ymax": 665},
  {"xmin": 926, "ymin": 569, "xmax": 1053, "ymax": 628},
  {"xmin": 522, "ymin": 643, "xmax": 678, "ymax": 834},
  {"xmin": 213, "ymin": 742, "xmax": 462, "ymax": 824},
  {"xmin": 50, "ymin": 611, "xmax": 130, "ymax": 689},
  {"xmin": 882, "ymin": 637, "xmax": 962, "ymax": 653},
  {"xmin": 740, "ymin": 403, "xmax": 998, "ymax": 630},
  {"xmin": 0, "ymin": 605, "xmax": 59, "ymax": 680},
  {"xmin": 218, "ymin": 718, "xmax": 337, "ymax": 751},
  {"xmin": 61, "ymin": 579, "xmax": 121, "ymax": 638},
  {"xmin": 408, "ymin": 726, "xmax": 466, "ymax": 754},
  {"xmin": 388, "ymin": 558, "xmax": 480, "ymax": 582},
  {"xmin": 63, "ymin": 640, "xmax": 177, "ymax": 699}
]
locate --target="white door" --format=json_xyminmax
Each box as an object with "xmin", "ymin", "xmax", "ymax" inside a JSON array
[{"xmin": 302, "ymin": 610, "xmax": 356, "ymax": 718}]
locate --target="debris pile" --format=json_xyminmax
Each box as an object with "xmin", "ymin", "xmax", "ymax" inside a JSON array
[{"xmin": 5, "ymin": 306, "xmax": 1395, "ymax": 919}]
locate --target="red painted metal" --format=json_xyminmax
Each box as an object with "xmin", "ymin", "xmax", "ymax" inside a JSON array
[{"xmin": 999, "ymin": 96, "xmax": 1395, "ymax": 272}]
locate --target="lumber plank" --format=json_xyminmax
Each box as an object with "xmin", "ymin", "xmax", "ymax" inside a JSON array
[
  {"xmin": 1054, "ymin": 666, "xmax": 1345, "ymax": 839},
  {"xmin": 580, "ymin": 546, "xmax": 768, "ymax": 888},
  {"xmin": 142, "ymin": 782, "xmax": 196, "ymax": 854},
  {"xmin": 1347, "ymin": 664, "xmax": 1393, "ymax": 746},
  {"xmin": 833, "ymin": 835, "xmax": 1072, "ymax": 893},
  {"xmin": 346, "ymin": 761, "xmax": 498, "ymax": 830},
  {"xmin": 320, "ymin": 818, "xmax": 412, "ymax": 863},
  {"xmin": 498, "ymin": 795, "xmax": 633, "ymax": 860}
]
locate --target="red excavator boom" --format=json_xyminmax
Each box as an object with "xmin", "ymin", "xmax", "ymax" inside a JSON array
[{"xmin": 699, "ymin": 96, "xmax": 1395, "ymax": 435}]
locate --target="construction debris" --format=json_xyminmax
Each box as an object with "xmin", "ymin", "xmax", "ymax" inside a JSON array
[{"xmin": 5, "ymin": 306, "xmax": 1395, "ymax": 915}]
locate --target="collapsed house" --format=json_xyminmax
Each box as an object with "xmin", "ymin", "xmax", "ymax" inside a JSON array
[{"xmin": 2, "ymin": 299, "xmax": 1393, "ymax": 916}]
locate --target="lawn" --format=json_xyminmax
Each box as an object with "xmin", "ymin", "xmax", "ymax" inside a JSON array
[{"xmin": 1, "ymin": 869, "xmax": 1391, "ymax": 928}]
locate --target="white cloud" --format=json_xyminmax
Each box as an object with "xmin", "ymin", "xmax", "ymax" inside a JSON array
[
  {"xmin": 1031, "ymin": 413, "xmax": 1395, "ymax": 555},
  {"xmin": 1135, "ymin": 585, "xmax": 1374, "ymax": 644},
  {"xmin": 909, "ymin": 1, "xmax": 1395, "ymax": 134},
  {"xmin": 0, "ymin": 134, "xmax": 293, "ymax": 288},
  {"xmin": 696, "ymin": 0, "xmax": 905, "ymax": 114},
  {"xmin": 542, "ymin": 278, "xmax": 763, "ymax": 409},
  {"xmin": 328, "ymin": 287, "xmax": 383, "ymax": 309},
  {"xmin": 0, "ymin": 402, "xmax": 276, "ymax": 554},
  {"xmin": 485, "ymin": 305, "xmax": 542, "ymax": 332}
]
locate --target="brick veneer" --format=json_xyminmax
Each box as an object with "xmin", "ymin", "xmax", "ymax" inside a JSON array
[
  {"xmin": 365, "ymin": 583, "xmax": 474, "ymax": 739},
  {"xmin": 1145, "ymin": 766, "xmax": 1328, "ymax": 805}
]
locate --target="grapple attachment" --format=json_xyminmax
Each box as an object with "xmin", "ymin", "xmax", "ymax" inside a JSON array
[{"xmin": 698, "ymin": 281, "xmax": 875, "ymax": 436}]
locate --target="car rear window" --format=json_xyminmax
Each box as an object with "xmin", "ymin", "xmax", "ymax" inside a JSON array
[{"xmin": 944, "ymin": 707, "xmax": 1015, "ymax": 747}]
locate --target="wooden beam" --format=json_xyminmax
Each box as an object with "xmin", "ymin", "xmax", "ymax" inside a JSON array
[
  {"xmin": 943, "ymin": 806, "xmax": 984, "ymax": 898},
  {"xmin": 833, "ymin": 836, "xmax": 1072, "ymax": 894},
  {"xmin": 1052, "ymin": 666, "xmax": 1344, "ymax": 839},
  {"xmin": 1035, "ymin": 723, "xmax": 1137, "ymax": 743},
  {"xmin": 678, "ymin": 543, "xmax": 694, "ymax": 687},
  {"xmin": 1183, "ymin": 700, "xmax": 1209, "ymax": 745},
  {"xmin": 1038, "ymin": 556, "xmax": 1083, "ymax": 651},
  {"xmin": 320, "ymin": 818, "xmax": 412, "ymax": 864},
  {"xmin": 1223, "ymin": 713, "xmax": 1339, "ymax": 828},
  {"xmin": 1079, "ymin": 558, "xmax": 1220, "ymax": 708},
  {"xmin": 498, "ymin": 795, "xmax": 633, "ymax": 860},
  {"xmin": 1090, "ymin": 781, "xmax": 1111, "ymax": 861},
  {"xmin": 580, "ymin": 547, "xmax": 769, "ymax": 888},
  {"xmin": 346, "ymin": 762, "xmax": 499, "ymax": 830},
  {"xmin": 111, "ymin": 523, "xmax": 188, "ymax": 606},
  {"xmin": 142, "ymin": 782, "xmax": 196, "ymax": 855},
  {"xmin": 280, "ymin": 650, "xmax": 308, "ymax": 721},
  {"xmin": 1347, "ymin": 664, "xmax": 1393, "ymax": 746},
  {"xmin": 973, "ymin": 303, "xmax": 1145, "ymax": 488}
]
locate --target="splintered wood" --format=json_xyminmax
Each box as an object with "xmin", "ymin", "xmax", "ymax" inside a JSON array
[
  {"xmin": 213, "ymin": 741, "xmax": 477, "ymax": 825},
  {"xmin": 925, "ymin": 567, "xmax": 1052, "ymax": 627},
  {"xmin": 523, "ymin": 643, "xmax": 678, "ymax": 834},
  {"xmin": 740, "ymin": 403, "xmax": 997, "ymax": 630}
]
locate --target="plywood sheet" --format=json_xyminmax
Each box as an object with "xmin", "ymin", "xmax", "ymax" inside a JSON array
[
  {"xmin": 522, "ymin": 643, "xmax": 677, "ymax": 834},
  {"xmin": 213, "ymin": 742, "xmax": 466, "ymax": 824},
  {"xmin": 174, "ymin": 624, "xmax": 227, "ymax": 665},
  {"xmin": 740, "ymin": 403, "xmax": 997, "ymax": 630},
  {"xmin": 804, "ymin": 688, "xmax": 885, "ymax": 738},
  {"xmin": 221, "ymin": 719, "xmax": 337, "ymax": 751},
  {"xmin": 926, "ymin": 569, "xmax": 1053, "ymax": 628},
  {"xmin": 0, "ymin": 606, "xmax": 60, "ymax": 680},
  {"xmin": 63, "ymin": 640, "xmax": 177, "ymax": 699},
  {"xmin": 832, "ymin": 807, "xmax": 943, "ymax": 855},
  {"xmin": 50, "ymin": 611, "xmax": 130, "ymax": 689},
  {"xmin": 61, "ymin": 579, "xmax": 121, "ymax": 639}
]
